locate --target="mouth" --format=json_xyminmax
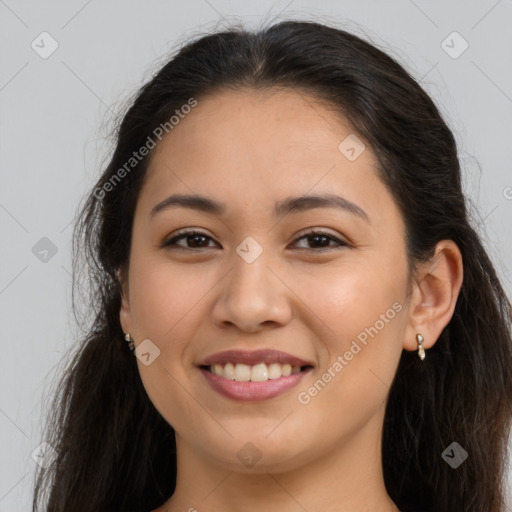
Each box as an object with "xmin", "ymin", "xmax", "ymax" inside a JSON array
[
  {"xmin": 197, "ymin": 349, "xmax": 315, "ymax": 401},
  {"xmin": 198, "ymin": 354, "xmax": 314, "ymax": 401}
]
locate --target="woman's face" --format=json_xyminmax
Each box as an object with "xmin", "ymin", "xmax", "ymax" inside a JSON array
[{"xmin": 120, "ymin": 88, "xmax": 412, "ymax": 473}]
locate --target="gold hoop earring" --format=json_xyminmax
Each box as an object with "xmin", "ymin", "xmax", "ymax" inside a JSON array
[{"xmin": 416, "ymin": 333, "xmax": 425, "ymax": 360}]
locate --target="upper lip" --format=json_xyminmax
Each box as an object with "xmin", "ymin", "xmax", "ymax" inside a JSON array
[{"xmin": 199, "ymin": 349, "xmax": 315, "ymax": 368}]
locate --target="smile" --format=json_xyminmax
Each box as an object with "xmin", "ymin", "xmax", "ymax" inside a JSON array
[{"xmin": 199, "ymin": 364, "xmax": 313, "ymax": 401}]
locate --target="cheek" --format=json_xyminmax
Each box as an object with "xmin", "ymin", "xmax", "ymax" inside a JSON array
[
  {"xmin": 129, "ymin": 255, "xmax": 204, "ymax": 340},
  {"xmin": 298, "ymin": 255, "xmax": 406, "ymax": 348},
  {"xmin": 294, "ymin": 257, "xmax": 406, "ymax": 413},
  {"xmin": 127, "ymin": 256, "xmax": 209, "ymax": 425}
]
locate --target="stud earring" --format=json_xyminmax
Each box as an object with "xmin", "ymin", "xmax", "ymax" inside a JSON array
[
  {"xmin": 416, "ymin": 333, "xmax": 425, "ymax": 360},
  {"xmin": 125, "ymin": 333, "xmax": 135, "ymax": 352}
]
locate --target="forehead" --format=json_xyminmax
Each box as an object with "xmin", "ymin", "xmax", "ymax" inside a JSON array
[
  {"xmin": 151, "ymin": 87, "xmax": 356, "ymax": 162},
  {"xmin": 136, "ymin": 87, "xmax": 398, "ymax": 231},
  {"xmin": 146, "ymin": 88, "xmax": 375, "ymax": 182}
]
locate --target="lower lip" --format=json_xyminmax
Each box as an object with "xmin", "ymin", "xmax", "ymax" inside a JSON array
[{"xmin": 199, "ymin": 367, "xmax": 312, "ymax": 402}]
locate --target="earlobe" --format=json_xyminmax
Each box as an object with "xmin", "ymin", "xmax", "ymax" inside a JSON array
[{"xmin": 403, "ymin": 240, "xmax": 463, "ymax": 352}]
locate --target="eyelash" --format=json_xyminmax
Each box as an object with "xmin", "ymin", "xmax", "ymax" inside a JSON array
[{"xmin": 162, "ymin": 229, "xmax": 350, "ymax": 252}]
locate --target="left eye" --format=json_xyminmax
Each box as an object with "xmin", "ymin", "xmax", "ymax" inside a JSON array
[
  {"xmin": 293, "ymin": 231, "xmax": 348, "ymax": 250},
  {"xmin": 163, "ymin": 230, "xmax": 348, "ymax": 251}
]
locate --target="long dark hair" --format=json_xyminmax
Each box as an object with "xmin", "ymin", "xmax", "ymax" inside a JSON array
[{"xmin": 32, "ymin": 19, "xmax": 512, "ymax": 512}]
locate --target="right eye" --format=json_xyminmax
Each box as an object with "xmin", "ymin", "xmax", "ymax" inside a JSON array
[{"xmin": 162, "ymin": 230, "xmax": 219, "ymax": 250}]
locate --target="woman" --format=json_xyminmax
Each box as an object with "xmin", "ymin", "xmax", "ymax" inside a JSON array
[{"xmin": 32, "ymin": 19, "xmax": 512, "ymax": 512}]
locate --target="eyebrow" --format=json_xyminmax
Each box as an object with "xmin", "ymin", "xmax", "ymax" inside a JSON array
[{"xmin": 149, "ymin": 193, "xmax": 370, "ymax": 222}]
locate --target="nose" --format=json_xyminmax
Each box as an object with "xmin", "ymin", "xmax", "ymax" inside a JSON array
[{"xmin": 211, "ymin": 246, "xmax": 292, "ymax": 334}]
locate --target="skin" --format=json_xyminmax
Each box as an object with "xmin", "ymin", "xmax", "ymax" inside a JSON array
[{"xmin": 118, "ymin": 88, "xmax": 463, "ymax": 512}]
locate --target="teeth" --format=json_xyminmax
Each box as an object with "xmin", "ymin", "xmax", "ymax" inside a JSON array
[
  {"xmin": 281, "ymin": 363, "xmax": 292, "ymax": 376},
  {"xmin": 209, "ymin": 362, "xmax": 304, "ymax": 381},
  {"xmin": 224, "ymin": 362, "xmax": 235, "ymax": 380},
  {"xmin": 268, "ymin": 363, "xmax": 282, "ymax": 379},
  {"xmin": 251, "ymin": 363, "xmax": 268, "ymax": 382},
  {"xmin": 234, "ymin": 363, "xmax": 251, "ymax": 381}
]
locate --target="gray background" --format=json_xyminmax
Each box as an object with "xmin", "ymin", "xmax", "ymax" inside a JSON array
[{"xmin": 1, "ymin": 0, "xmax": 511, "ymax": 510}]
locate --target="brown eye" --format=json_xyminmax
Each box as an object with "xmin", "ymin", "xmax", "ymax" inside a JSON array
[
  {"xmin": 163, "ymin": 230, "xmax": 218, "ymax": 250},
  {"xmin": 292, "ymin": 230, "xmax": 349, "ymax": 251}
]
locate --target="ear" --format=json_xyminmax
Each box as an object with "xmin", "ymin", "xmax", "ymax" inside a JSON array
[
  {"xmin": 116, "ymin": 267, "xmax": 132, "ymax": 335},
  {"xmin": 403, "ymin": 240, "xmax": 463, "ymax": 352}
]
